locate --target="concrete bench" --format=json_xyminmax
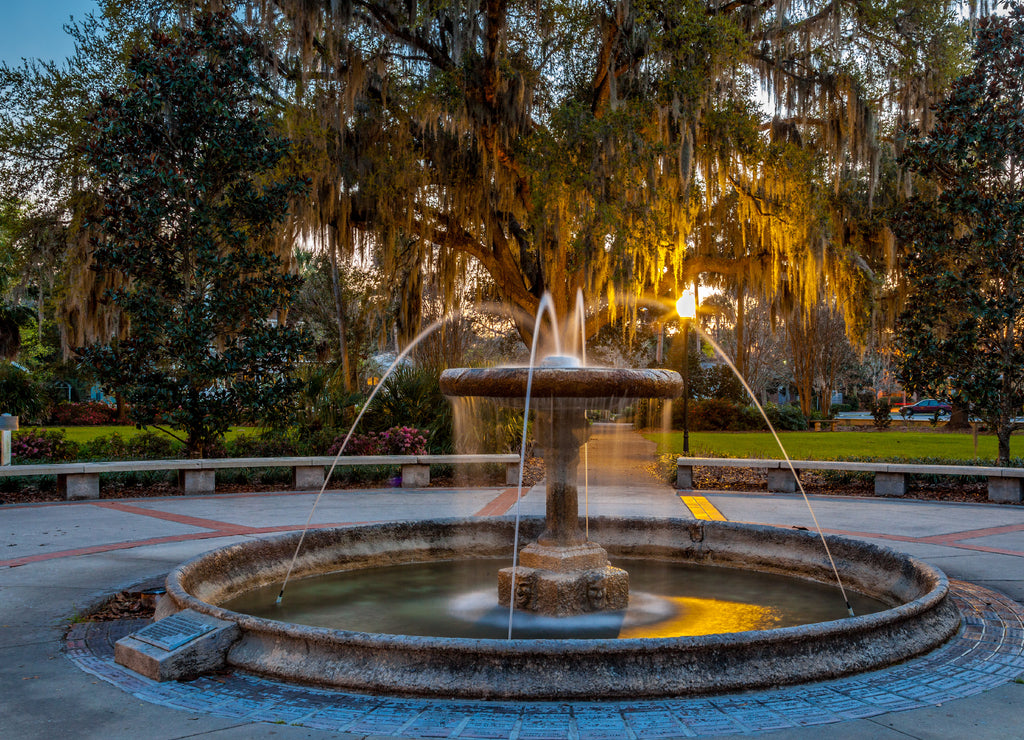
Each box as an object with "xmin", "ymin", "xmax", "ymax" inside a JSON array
[
  {"xmin": 0, "ymin": 454, "xmax": 522, "ymax": 501},
  {"xmin": 676, "ymin": 457, "xmax": 1023, "ymax": 503}
]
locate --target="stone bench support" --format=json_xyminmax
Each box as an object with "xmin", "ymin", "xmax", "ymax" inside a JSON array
[
  {"xmin": 58, "ymin": 473, "xmax": 100, "ymax": 501},
  {"xmin": 179, "ymin": 470, "xmax": 215, "ymax": 494},
  {"xmin": 988, "ymin": 476, "xmax": 1023, "ymax": 503},
  {"xmin": 292, "ymin": 465, "xmax": 326, "ymax": 491},
  {"xmin": 874, "ymin": 472, "xmax": 906, "ymax": 497},
  {"xmin": 401, "ymin": 464, "xmax": 431, "ymax": 488},
  {"xmin": 677, "ymin": 464, "xmax": 693, "ymax": 490},
  {"xmin": 767, "ymin": 468, "xmax": 798, "ymax": 493},
  {"xmin": 505, "ymin": 462, "xmax": 521, "ymax": 486}
]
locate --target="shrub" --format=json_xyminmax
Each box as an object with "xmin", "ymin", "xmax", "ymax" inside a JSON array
[
  {"xmin": 378, "ymin": 426, "xmax": 429, "ymax": 455},
  {"xmin": 678, "ymin": 398, "xmax": 763, "ymax": 431},
  {"xmin": 866, "ymin": 398, "xmax": 893, "ymax": 429},
  {"xmin": 11, "ymin": 429, "xmax": 79, "ymax": 461},
  {"xmin": 761, "ymin": 403, "xmax": 809, "ymax": 431},
  {"xmin": 80, "ymin": 431, "xmax": 181, "ymax": 461},
  {"xmin": 290, "ymin": 422, "xmax": 350, "ymax": 456},
  {"xmin": 125, "ymin": 432, "xmax": 180, "ymax": 459},
  {"xmin": 0, "ymin": 362, "xmax": 48, "ymax": 422},
  {"xmin": 360, "ymin": 366, "xmax": 453, "ymax": 452},
  {"xmin": 48, "ymin": 401, "xmax": 120, "ymax": 426},
  {"xmin": 697, "ymin": 365, "xmax": 748, "ymax": 404},
  {"xmin": 327, "ymin": 426, "xmax": 428, "ymax": 456},
  {"xmin": 662, "ymin": 399, "xmax": 808, "ymax": 432},
  {"xmin": 226, "ymin": 431, "xmax": 298, "ymax": 458}
]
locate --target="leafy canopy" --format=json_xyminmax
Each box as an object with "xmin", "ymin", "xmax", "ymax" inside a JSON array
[
  {"xmin": 267, "ymin": 0, "xmax": 972, "ymax": 341},
  {"xmin": 892, "ymin": 0, "xmax": 1024, "ymax": 463},
  {"xmin": 78, "ymin": 12, "xmax": 311, "ymax": 457}
]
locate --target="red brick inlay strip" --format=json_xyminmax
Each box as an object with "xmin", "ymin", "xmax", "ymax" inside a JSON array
[
  {"xmin": 0, "ymin": 520, "xmax": 370, "ymax": 568},
  {"xmin": 817, "ymin": 527, "xmax": 1024, "ymax": 559},
  {"xmin": 89, "ymin": 500, "xmax": 251, "ymax": 533},
  {"xmin": 914, "ymin": 522, "xmax": 1024, "ymax": 545},
  {"xmin": 1, "ymin": 532, "xmax": 232, "ymax": 567},
  {"xmin": 475, "ymin": 488, "xmax": 529, "ymax": 517}
]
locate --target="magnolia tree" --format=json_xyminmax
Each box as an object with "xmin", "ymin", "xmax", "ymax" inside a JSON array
[
  {"xmin": 78, "ymin": 14, "xmax": 311, "ymax": 457},
  {"xmin": 893, "ymin": 2, "xmax": 1024, "ymax": 464}
]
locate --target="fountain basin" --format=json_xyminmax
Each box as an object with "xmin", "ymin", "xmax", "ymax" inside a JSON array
[{"xmin": 163, "ymin": 517, "xmax": 959, "ymax": 699}]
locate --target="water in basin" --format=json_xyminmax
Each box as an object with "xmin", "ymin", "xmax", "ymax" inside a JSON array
[{"xmin": 224, "ymin": 557, "xmax": 887, "ymax": 640}]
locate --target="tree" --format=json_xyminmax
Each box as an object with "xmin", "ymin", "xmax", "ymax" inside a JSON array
[
  {"xmin": 699, "ymin": 289, "xmax": 790, "ymax": 403},
  {"xmin": 264, "ymin": 0, "xmax": 970, "ymax": 344},
  {"xmin": 289, "ymin": 249, "xmax": 391, "ymax": 396},
  {"xmin": 77, "ymin": 13, "xmax": 311, "ymax": 457},
  {"xmin": 0, "ymin": 0, "xmax": 192, "ymax": 356},
  {"xmin": 786, "ymin": 299, "xmax": 859, "ymax": 416},
  {"xmin": 892, "ymin": 1, "xmax": 1024, "ymax": 464}
]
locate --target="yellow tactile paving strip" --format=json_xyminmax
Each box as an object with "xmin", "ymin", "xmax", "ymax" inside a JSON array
[{"xmin": 680, "ymin": 495, "xmax": 727, "ymax": 521}]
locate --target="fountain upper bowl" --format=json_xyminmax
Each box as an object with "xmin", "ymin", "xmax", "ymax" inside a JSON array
[{"xmin": 439, "ymin": 366, "xmax": 683, "ymax": 400}]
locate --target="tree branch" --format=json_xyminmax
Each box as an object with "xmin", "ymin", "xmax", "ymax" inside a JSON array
[{"xmin": 354, "ymin": 0, "xmax": 455, "ymax": 73}]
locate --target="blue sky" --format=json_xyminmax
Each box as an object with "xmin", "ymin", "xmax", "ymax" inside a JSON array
[{"xmin": 1, "ymin": 0, "xmax": 98, "ymax": 65}]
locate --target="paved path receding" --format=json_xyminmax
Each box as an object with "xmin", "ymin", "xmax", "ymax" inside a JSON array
[{"xmin": 2, "ymin": 424, "xmax": 1024, "ymax": 738}]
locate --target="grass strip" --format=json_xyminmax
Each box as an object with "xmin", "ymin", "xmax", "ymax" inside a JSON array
[{"xmin": 644, "ymin": 430, "xmax": 1012, "ymax": 462}]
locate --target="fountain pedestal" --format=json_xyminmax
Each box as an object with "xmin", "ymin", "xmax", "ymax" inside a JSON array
[
  {"xmin": 497, "ymin": 403, "xmax": 629, "ymax": 615},
  {"xmin": 439, "ymin": 362, "xmax": 682, "ymax": 617},
  {"xmin": 497, "ymin": 544, "xmax": 629, "ymax": 615}
]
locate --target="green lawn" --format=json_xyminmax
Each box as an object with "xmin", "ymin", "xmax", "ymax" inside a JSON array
[
  {"xmin": 23, "ymin": 425, "xmax": 255, "ymax": 445},
  {"xmin": 644, "ymin": 430, "xmax": 1014, "ymax": 462}
]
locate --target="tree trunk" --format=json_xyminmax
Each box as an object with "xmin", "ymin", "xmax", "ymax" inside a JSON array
[
  {"xmin": 328, "ymin": 244, "xmax": 352, "ymax": 392},
  {"xmin": 997, "ymin": 425, "xmax": 1012, "ymax": 466},
  {"xmin": 786, "ymin": 318, "xmax": 815, "ymax": 418},
  {"xmin": 735, "ymin": 282, "xmax": 746, "ymax": 380},
  {"xmin": 946, "ymin": 407, "xmax": 970, "ymax": 430},
  {"xmin": 396, "ymin": 248, "xmax": 423, "ymax": 351}
]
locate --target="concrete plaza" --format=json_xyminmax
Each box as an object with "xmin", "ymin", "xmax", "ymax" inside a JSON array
[{"xmin": 2, "ymin": 426, "xmax": 1023, "ymax": 738}]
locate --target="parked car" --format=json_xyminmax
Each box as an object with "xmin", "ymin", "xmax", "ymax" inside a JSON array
[{"xmin": 899, "ymin": 399, "xmax": 952, "ymax": 418}]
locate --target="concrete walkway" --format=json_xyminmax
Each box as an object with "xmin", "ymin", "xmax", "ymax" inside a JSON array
[{"xmin": 2, "ymin": 425, "xmax": 1024, "ymax": 738}]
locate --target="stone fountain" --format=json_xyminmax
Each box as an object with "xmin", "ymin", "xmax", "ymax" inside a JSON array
[
  {"xmin": 137, "ymin": 358, "xmax": 961, "ymax": 699},
  {"xmin": 440, "ymin": 357, "xmax": 682, "ymax": 615}
]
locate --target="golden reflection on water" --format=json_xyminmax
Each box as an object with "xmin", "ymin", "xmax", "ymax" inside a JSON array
[{"xmin": 619, "ymin": 597, "xmax": 780, "ymax": 639}]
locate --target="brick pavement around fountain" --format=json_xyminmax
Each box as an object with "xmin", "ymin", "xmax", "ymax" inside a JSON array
[
  {"xmin": 3, "ymin": 425, "xmax": 1024, "ymax": 738},
  {"xmin": 63, "ymin": 579, "xmax": 1024, "ymax": 739}
]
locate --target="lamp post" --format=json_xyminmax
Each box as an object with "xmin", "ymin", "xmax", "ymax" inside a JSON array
[{"xmin": 676, "ymin": 289, "xmax": 697, "ymax": 455}]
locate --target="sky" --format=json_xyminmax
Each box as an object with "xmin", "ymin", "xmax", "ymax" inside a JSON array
[{"xmin": 0, "ymin": 0, "xmax": 98, "ymax": 66}]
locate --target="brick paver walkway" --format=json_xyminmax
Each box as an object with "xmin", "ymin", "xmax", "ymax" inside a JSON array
[{"xmin": 66, "ymin": 580, "xmax": 1024, "ymax": 738}]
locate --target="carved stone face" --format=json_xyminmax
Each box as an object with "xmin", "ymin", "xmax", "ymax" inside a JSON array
[
  {"xmin": 587, "ymin": 581, "xmax": 606, "ymax": 610},
  {"xmin": 514, "ymin": 578, "xmax": 533, "ymax": 608}
]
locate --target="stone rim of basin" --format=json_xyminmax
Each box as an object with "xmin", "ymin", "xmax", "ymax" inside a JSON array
[{"xmin": 156, "ymin": 517, "xmax": 961, "ymax": 700}]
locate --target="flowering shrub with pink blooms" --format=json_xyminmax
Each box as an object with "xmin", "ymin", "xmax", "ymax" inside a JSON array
[
  {"xmin": 48, "ymin": 402, "xmax": 122, "ymax": 426},
  {"xmin": 326, "ymin": 426, "xmax": 428, "ymax": 456},
  {"xmin": 11, "ymin": 430, "xmax": 79, "ymax": 462}
]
